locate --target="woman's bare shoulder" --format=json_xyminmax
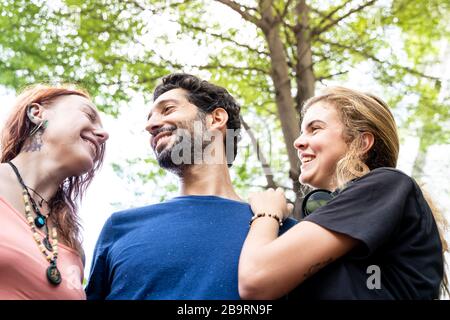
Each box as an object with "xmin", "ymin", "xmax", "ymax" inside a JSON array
[{"xmin": 0, "ymin": 163, "xmax": 17, "ymax": 196}]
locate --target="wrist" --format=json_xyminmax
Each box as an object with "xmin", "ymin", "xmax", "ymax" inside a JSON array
[{"xmin": 249, "ymin": 212, "xmax": 284, "ymax": 227}]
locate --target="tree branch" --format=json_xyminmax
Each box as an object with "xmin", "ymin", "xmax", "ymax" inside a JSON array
[
  {"xmin": 127, "ymin": 0, "xmax": 191, "ymax": 14},
  {"xmin": 195, "ymin": 63, "xmax": 269, "ymax": 74},
  {"xmin": 310, "ymin": 50, "xmax": 347, "ymax": 68},
  {"xmin": 316, "ymin": 0, "xmax": 354, "ymax": 26},
  {"xmin": 316, "ymin": 38, "xmax": 441, "ymax": 81},
  {"xmin": 138, "ymin": 47, "xmax": 269, "ymax": 75},
  {"xmin": 174, "ymin": 19, "xmax": 269, "ymax": 57},
  {"xmin": 273, "ymin": 0, "xmax": 294, "ymax": 23},
  {"xmin": 312, "ymin": 0, "xmax": 378, "ymax": 36},
  {"xmin": 317, "ymin": 70, "xmax": 349, "ymax": 82},
  {"xmin": 214, "ymin": 0, "xmax": 261, "ymax": 27},
  {"xmin": 281, "ymin": 24, "xmax": 297, "ymax": 70},
  {"xmin": 230, "ymin": 1, "xmax": 259, "ymax": 14},
  {"xmin": 240, "ymin": 115, "xmax": 277, "ymax": 189}
]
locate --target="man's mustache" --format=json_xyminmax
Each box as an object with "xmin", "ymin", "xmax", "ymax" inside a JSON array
[{"xmin": 152, "ymin": 125, "xmax": 177, "ymax": 137}]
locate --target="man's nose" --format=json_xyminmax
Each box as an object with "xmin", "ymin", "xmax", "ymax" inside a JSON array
[{"xmin": 145, "ymin": 114, "xmax": 163, "ymax": 135}]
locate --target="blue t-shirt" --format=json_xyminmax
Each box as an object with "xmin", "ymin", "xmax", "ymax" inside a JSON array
[{"xmin": 86, "ymin": 195, "xmax": 297, "ymax": 300}]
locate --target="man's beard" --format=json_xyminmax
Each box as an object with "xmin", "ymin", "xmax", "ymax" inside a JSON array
[{"xmin": 154, "ymin": 112, "xmax": 209, "ymax": 176}]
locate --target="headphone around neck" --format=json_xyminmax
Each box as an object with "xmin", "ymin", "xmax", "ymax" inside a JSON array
[{"xmin": 301, "ymin": 180, "xmax": 357, "ymax": 218}]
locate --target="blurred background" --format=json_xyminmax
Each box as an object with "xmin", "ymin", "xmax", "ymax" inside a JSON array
[{"xmin": 0, "ymin": 0, "xmax": 449, "ymax": 294}]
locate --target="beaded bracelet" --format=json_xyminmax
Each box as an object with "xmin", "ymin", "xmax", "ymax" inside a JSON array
[{"xmin": 249, "ymin": 212, "xmax": 283, "ymax": 227}]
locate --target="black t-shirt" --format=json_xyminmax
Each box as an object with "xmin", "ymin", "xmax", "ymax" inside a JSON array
[{"xmin": 289, "ymin": 167, "xmax": 443, "ymax": 300}]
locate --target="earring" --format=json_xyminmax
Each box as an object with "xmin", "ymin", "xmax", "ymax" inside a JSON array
[
  {"xmin": 29, "ymin": 120, "xmax": 48, "ymax": 136},
  {"xmin": 27, "ymin": 103, "xmax": 48, "ymax": 137}
]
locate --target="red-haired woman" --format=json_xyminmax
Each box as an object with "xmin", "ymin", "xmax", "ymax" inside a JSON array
[{"xmin": 0, "ymin": 85, "xmax": 109, "ymax": 299}]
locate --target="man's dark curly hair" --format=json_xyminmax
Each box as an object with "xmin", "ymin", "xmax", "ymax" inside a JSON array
[{"xmin": 153, "ymin": 73, "xmax": 241, "ymax": 166}]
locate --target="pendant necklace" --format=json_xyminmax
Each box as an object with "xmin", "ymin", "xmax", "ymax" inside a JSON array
[{"xmin": 7, "ymin": 161, "xmax": 61, "ymax": 286}]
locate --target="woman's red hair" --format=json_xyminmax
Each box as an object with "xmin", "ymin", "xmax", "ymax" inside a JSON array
[{"xmin": 1, "ymin": 84, "xmax": 106, "ymax": 259}]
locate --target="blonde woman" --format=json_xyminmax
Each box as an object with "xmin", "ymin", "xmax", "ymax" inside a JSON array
[{"xmin": 239, "ymin": 87, "xmax": 447, "ymax": 300}]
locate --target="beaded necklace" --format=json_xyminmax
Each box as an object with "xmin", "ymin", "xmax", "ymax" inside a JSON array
[{"xmin": 8, "ymin": 161, "xmax": 62, "ymax": 286}]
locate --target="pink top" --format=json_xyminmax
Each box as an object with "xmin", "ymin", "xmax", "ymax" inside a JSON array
[{"xmin": 0, "ymin": 196, "xmax": 86, "ymax": 300}]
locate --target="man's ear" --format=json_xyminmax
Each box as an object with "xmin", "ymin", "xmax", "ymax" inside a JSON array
[
  {"xmin": 208, "ymin": 108, "xmax": 228, "ymax": 131},
  {"xmin": 27, "ymin": 103, "xmax": 45, "ymax": 125},
  {"xmin": 361, "ymin": 132, "xmax": 375, "ymax": 154}
]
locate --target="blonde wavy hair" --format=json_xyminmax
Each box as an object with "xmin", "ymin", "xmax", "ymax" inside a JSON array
[{"xmin": 302, "ymin": 86, "xmax": 448, "ymax": 297}]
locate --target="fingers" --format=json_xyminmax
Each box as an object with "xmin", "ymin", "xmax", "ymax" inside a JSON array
[
  {"xmin": 265, "ymin": 187, "xmax": 285, "ymax": 194},
  {"xmin": 275, "ymin": 187, "xmax": 284, "ymax": 194},
  {"xmin": 250, "ymin": 187, "xmax": 284, "ymax": 197},
  {"xmin": 287, "ymin": 203, "xmax": 294, "ymax": 213},
  {"xmin": 249, "ymin": 187, "xmax": 293, "ymax": 220},
  {"xmin": 249, "ymin": 187, "xmax": 286, "ymax": 200}
]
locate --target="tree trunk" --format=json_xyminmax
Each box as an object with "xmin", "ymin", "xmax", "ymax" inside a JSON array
[
  {"xmin": 218, "ymin": 0, "xmax": 316, "ymax": 218},
  {"xmin": 412, "ymin": 140, "xmax": 428, "ymax": 182},
  {"xmin": 241, "ymin": 116, "xmax": 277, "ymax": 189},
  {"xmin": 257, "ymin": 0, "xmax": 319, "ymax": 219},
  {"xmin": 293, "ymin": 0, "xmax": 316, "ymax": 218},
  {"xmin": 258, "ymin": 0, "xmax": 301, "ymax": 186},
  {"xmin": 295, "ymin": 0, "xmax": 315, "ymax": 113}
]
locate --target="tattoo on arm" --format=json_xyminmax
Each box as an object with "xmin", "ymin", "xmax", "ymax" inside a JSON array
[
  {"xmin": 303, "ymin": 257, "xmax": 334, "ymax": 280},
  {"xmin": 22, "ymin": 131, "xmax": 43, "ymax": 152}
]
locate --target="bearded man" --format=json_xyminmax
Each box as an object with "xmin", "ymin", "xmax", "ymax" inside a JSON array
[{"xmin": 86, "ymin": 73, "xmax": 296, "ymax": 300}]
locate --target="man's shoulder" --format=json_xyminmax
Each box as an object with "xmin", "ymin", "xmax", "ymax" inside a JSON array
[
  {"xmin": 108, "ymin": 196, "xmax": 252, "ymax": 225},
  {"xmin": 111, "ymin": 201, "xmax": 169, "ymax": 218},
  {"xmin": 109, "ymin": 197, "xmax": 198, "ymax": 220}
]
